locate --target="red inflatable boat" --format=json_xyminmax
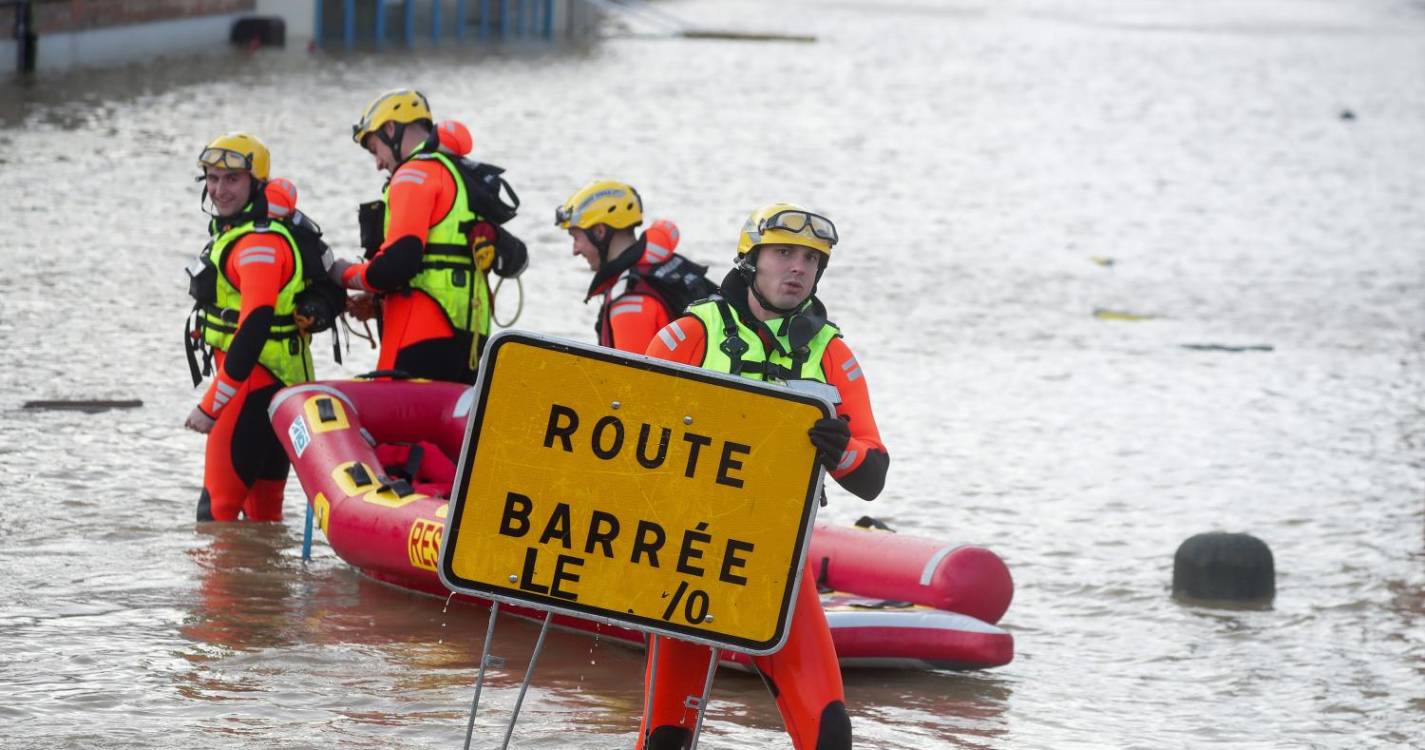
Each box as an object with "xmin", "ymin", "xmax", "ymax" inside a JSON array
[{"xmin": 269, "ymin": 378, "xmax": 1014, "ymax": 670}]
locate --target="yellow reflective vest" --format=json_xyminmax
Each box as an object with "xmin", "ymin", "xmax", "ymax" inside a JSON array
[
  {"xmin": 381, "ymin": 150, "xmax": 493, "ymax": 339},
  {"xmin": 686, "ymin": 298, "xmax": 838, "ymax": 383},
  {"xmin": 197, "ymin": 219, "xmax": 314, "ymax": 387}
]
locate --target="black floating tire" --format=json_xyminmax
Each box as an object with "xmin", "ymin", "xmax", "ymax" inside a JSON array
[
  {"xmin": 231, "ymin": 17, "xmax": 287, "ymax": 48},
  {"xmin": 1172, "ymin": 532, "xmax": 1275, "ymax": 604}
]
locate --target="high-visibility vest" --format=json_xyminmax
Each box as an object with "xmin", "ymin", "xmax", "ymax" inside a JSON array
[
  {"xmin": 381, "ymin": 150, "xmax": 492, "ymax": 338},
  {"xmin": 685, "ymin": 298, "xmax": 838, "ymax": 383},
  {"xmin": 198, "ymin": 220, "xmax": 313, "ymax": 386}
]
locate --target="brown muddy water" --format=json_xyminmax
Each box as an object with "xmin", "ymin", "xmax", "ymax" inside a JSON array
[{"xmin": 1, "ymin": 0, "xmax": 1423, "ymax": 747}]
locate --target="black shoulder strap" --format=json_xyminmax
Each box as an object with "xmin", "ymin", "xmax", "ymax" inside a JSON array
[{"xmin": 715, "ymin": 300, "xmax": 750, "ymax": 376}]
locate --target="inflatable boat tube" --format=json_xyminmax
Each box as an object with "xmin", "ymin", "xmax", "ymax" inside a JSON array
[{"xmin": 270, "ymin": 379, "xmax": 1014, "ymax": 670}]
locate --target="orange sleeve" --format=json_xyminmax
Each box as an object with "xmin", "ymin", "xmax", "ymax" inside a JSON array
[
  {"xmin": 199, "ymin": 233, "xmax": 295, "ymax": 415},
  {"xmin": 383, "ymin": 160, "xmax": 453, "ymax": 245},
  {"xmin": 821, "ymin": 336, "xmax": 887, "ymax": 480},
  {"xmin": 607, "ymin": 293, "xmax": 671, "ymax": 355},
  {"xmin": 348, "ymin": 160, "xmax": 456, "ymax": 289},
  {"xmin": 229, "ymin": 233, "xmax": 293, "ymax": 322},
  {"xmin": 644, "ymin": 314, "xmax": 708, "ymax": 364}
]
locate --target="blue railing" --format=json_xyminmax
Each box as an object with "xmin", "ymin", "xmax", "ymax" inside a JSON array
[{"xmin": 314, "ymin": 0, "xmax": 560, "ymax": 49}]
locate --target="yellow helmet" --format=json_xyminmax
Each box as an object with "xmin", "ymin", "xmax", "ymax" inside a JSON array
[
  {"xmin": 352, "ymin": 88, "xmax": 433, "ymax": 145},
  {"xmin": 198, "ymin": 132, "xmax": 269, "ymax": 181},
  {"xmin": 555, "ymin": 180, "xmax": 643, "ymax": 231},
  {"xmin": 735, "ymin": 203, "xmax": 838, "ymax": 259}
]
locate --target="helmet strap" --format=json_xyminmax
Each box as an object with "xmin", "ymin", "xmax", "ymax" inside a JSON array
[
  {"xmin": 205, "ymin": 179, "xmax": 266, "ymax": 228},
  {"xmin": 737, "ymin": 248, "xmax": 802, "ymax": 317},
  {"xmin": 381, "ymin": 123, "xmax": 438, "ymax": 168},
  {"xmin": 379, "ymin": 122, "xmax": 407, "ymax": 164},
  {"xmin": 591, "ymin": 225, "xmax": 614, "ymax": 266}
]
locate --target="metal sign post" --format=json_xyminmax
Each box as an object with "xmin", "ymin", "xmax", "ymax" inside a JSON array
[
  {"xmin": 688, "ymin": 647, "xmax": 722, "ymax": 750},
  {"xmin": 462, "ymin": 601, "xmax": 501, "ymax": 750},
  {"xmin": 499, "ymin": 612, "xmax": 553, "ymax": 749}
]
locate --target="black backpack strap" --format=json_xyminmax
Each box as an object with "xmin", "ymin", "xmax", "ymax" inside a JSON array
[{"xmin": 183, "ymin": 307, "xmax": 205, "ymax": 387}]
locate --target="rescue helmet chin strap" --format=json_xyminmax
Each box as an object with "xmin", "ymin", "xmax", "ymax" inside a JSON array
[
  {"xmin": 198, "ymin": 171, "xmax": 265, "ymax": 224},
  {"xmin": 736, "ymin": 247, "xmax": 805, "ymax": 317},
  {"xmin": 379, "ymin": 123, "xmax": 437, "ymax": 169},
  {"xmin": 591, "ymin": 224, "xmax": 615, "ymax": 266},
  {"xmin": 378, "ymin": 121, "xmax": 407, "ymax": 164}
]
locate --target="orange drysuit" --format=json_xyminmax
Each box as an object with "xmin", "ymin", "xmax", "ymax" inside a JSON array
[
  {"xmin": 585, "ymin": 224, "xmax": 681, "ymax": 354},
  {"xmin": 343, "ymin": 154, "xmax": 487, "ymax": 383},
  {"xmin": 637, "ymin": 286, "xmax": 888, "ymax": 750},
  {"xmin": 195, "ymin": 233, "xmax": 300, "ymax": 522}
]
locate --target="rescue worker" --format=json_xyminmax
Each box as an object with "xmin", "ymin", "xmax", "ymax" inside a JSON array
[
  {"xmin": 639, "ymin": 204, "xmax": 890, "ymax": 750},
  {"xmin": 334, "ymin": 89, "xmax": 525, "ymax": 383},
  {"xmin": 555, "ymin": 180, "xmax": 682, "ymax": 354},
  {"xmin": 184, "ymin": 133, "xmax": 313, "ymax": 522}
]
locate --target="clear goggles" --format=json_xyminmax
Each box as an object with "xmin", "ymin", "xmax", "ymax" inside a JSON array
[
  {"xmin": 198, "ymin": 147, "xmax": 252, "ymax": 173},
  {"xmin": 760, "ymin": 209, "xmax": 838, "ymax": 246}
]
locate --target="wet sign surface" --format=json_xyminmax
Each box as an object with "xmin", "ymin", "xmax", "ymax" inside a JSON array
[{"xmin": 440, "ymin": 331, "xmax": 831, "ymax": 654}]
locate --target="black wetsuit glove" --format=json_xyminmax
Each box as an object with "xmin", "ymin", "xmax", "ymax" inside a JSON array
[{"xmin": 808, "ymin": 416, "xmax": 851, "ymax": 470}]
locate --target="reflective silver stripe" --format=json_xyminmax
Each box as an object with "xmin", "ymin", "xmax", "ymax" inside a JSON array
[
  {"xmin": 646, "ymin": 242, "xmax": 672, "ymax": 262},
  {"xmin": 392, "ymin": 171, "xmax": 426, "ymax": 186},
  {"xmin": 610, "ymin": 306, "xmax": 643, "ymax": 318},
  {"xmin": 668, "ymin": 321, "xmax": 687, "ymax": 342},
  {"xmin": 216, "ymin": 381, "xmax": 238, "ymax": 397},
  {"xmin": 919, "ymin": 545, "xmax": 960, "ymax": 586},
  {"xmin": 834, "ymin": 449, "xmax": 857, "ymax": 472},
  {"xmin": 610, "ymin": 298, "xmax": 645, "ymax": 318},
  {"xmin": 841, "ymin": 356, "xmax": 862, "ymax": 382},
  {"xmin": 657, "ymin": 328, "xmax": 679, "ymax": 350},
  {"xmin": 268, "ymin": 205, "xmax": 292, "ymax": 217},
  {"xmin": 213, "ymin": 392, "xmax": 231, "ymax": 408},
  {"xmin": 237, "ymin": 246, "xmax": 278, "ymax": 266}
]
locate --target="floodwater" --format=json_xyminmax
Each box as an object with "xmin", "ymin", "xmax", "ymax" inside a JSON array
[{"xmin": 2, "ymin": 0, "xmax": 1423, "ymax": 747}]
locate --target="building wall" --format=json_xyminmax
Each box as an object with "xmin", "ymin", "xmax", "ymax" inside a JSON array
[
  {"xmin": 2, "ymin": 0, "xmax": 598, "ymax": 77},
  {"xmin": 13, "ymin": 0, "xmax": 252, "ymax": 33},
  {"xmin": 255, "ymin": 0, "xmax": 312, "ymax": 42},
  {"xmin": 1, "ymin": 0, "xmax": 256, "ymax": 75}
]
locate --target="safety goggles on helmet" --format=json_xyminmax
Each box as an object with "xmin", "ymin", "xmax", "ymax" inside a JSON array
[
  {"xmin": 760, "ymin": 209, "xmax": 838, "ymax": 246},
  {"xmin": 198, "ymin": 147, "xmax": 254, "ymax": 173}
]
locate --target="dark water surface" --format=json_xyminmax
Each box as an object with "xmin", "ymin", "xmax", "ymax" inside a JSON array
[{"xmin": 2, "ymin": 0, "xmax": 1423, "ymax": 747}]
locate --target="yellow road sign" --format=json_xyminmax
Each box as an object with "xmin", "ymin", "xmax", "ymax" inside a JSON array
[{"xmin": 439, "ymin": 331, "xmax": 831, "ymax": 655}]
